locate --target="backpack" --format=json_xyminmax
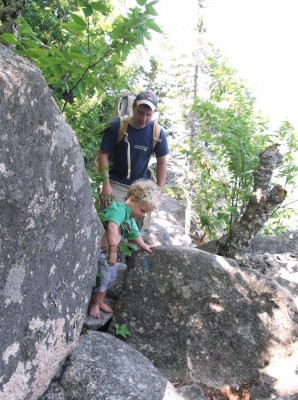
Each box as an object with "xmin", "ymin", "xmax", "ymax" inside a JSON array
[
  {"xmin": 111, "ymin": 92, "xmax": 136, "ymax": 119},
  {"xmin": 94, "ymin": 93, "xmax": 161, "ymax": 173}
]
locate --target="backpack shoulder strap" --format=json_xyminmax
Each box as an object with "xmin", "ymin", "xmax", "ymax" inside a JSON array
[
  {"xmin": 115, "ymin": 118, "xmax": 161, "ymax": 149},
  {"xmin": 153, "ymin": 121, "xmax": 161, "ymax": 150},
  {"xmin": 93, "ymin": 149, "xmax": 101, "ymax": 171},
  {"xmin": 115, "ymin": 116, "xmax": 130, "ymax": 145}
]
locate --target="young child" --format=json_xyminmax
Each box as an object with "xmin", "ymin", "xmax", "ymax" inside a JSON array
[{"xmin": 89, "ymin": 179, "xmax": 161, "ymax": 318}]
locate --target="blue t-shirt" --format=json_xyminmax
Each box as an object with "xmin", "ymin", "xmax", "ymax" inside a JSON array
[{"xmin": 100, "ymin": 118, "xmax": 169, "ymax": 185}]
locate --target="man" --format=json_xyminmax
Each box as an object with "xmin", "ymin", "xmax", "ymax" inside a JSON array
[{"xmin": 97, "ymin": 90, "xmax": 169, "ymax": 210}]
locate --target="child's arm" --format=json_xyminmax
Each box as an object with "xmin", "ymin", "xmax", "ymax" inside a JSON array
[
  {"xmin": 133, "ymin": 235, "xmax": 154, "ymax": 253},
  {"xmin": 106, "ymin": 221, "xmax": 121, "ymax": 265}
]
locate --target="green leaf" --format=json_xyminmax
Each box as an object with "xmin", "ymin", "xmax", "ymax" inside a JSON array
[
  {"xmin": 91, "ymin": 2, "xmax": 110, "ymax": 14},
  {"xmin": 146, "ymin": 19, "xmax": 163, "ymax": 33},
  {"xmin": 70, "ymin": 13, "xmax": 87, "ymax": 27},
  {"xmin": 110, "ymin": 53, "xmax": 120, "ymax": 65},
  {"xmin": 145, "ymin": 4, "xmax": 158, "ymax": 16},
  {"xmin": 83, "ymin": 4, "xmax": 93, "ymax": 17},
  {"xmin": 136, "ymin": 0, "xmax": 147, "ymax": 5},
  {"xmin": 63, "ymin": 21, "xmax": 86, "ymax": 32},
  {"xmin": 21, "ymin": 39, "xmax": 39, "ymax": 48},
  {"xmin": 26, "ymin": 48, "xmax": 49, "ymax": 59},
  {"xmin": 52, "ymin": 47, "xmax": 65, "ymax": 61},
  {"xmin": 114, "ymin": 323, "xmax": 131, "ymax": 338},
  {"xmin": 69, "ymin": 45, "xmax": 84, "ymax": 53},
  {"xmin": 53, "ymin": 65, "xmax": 64, "ymax": 79},
  {"xmin": 0, "ymin": 33, "xmax": 18, "ymax": 45},
  {"xmin": 68, "ymin": 51, "xmax": 89, "ymax": 60},
  {"xmin": 200, "ymin": 215, "xmax": 210, "ymax": 227},
  {"xmin": 78, "ymin": 0, "xmax": 89, "ymax": 6},
  {"xmin": 124, "ymin": 32, "xmax": 139, "ymax": 42}
]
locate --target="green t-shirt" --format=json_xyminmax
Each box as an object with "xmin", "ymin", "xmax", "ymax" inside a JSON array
[{"xmin": 100, "ymin": 202, "xmax": 140, "ymax": 240}]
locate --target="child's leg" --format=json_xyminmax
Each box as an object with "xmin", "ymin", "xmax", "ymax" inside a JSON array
[
  {"xmin": 89, "ymin": 291, "xmax": 113, "ymax": 318},
  {"xmin": 97, "ymin": 291, "xmax": 113, "ymax": 313},
  {"xmin": 97, "ymin": 265, "xmax": 117, "ymax": 312},
  {"xmin": 89, "ymin": 291, "xmax": 103, "ymax": 319},
  {"xmin": 89, "ymin": 252, "xmax": 116, "ymax": 318}
]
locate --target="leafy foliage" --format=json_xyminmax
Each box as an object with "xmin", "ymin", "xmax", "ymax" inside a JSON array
[
  {"xmin": 275, "ymin": 121, "xmax": 298, "ymax": 185},
  {"xmin": 118, "ymin": 241, "xmax": 139, "ymax": 256},
  {"xmin": 0, "ymin": 0, "xmax": 161, "ymax": 159},
  {"xmin": 261, "ymin": 121, "xmax": 298, "ymax": 235},
  {"xmin": 2, "ymin": 1, "xmax": 296, "ymax": 241},
  {"xmin": 184, "ymin": 55, "xmax": 298, "ymax": 239},
  {"xmin": 7, "ymin": 0, "xmax": 159, "ymax": 108},
  {"xmin": 0, "ymin": 0, "xmax": 163, "ymax": 202},
  {"xmin": 180, "ymin": 56, "xmax": 274, "ymax": 239}
]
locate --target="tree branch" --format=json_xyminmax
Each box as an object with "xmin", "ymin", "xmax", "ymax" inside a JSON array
[{"xmin": 217, "ymin": 144, "xmax": 287, "ymax": 258}]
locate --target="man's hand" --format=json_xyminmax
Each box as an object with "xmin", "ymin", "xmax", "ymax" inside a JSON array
[{"xmin": 99, "ymin": 181, "xmax": 114, "ymax": 209}]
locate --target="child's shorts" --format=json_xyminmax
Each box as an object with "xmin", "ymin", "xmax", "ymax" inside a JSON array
[{"xmin": 93, "ymin": 252, "xmax": 117, "ymax": 292}]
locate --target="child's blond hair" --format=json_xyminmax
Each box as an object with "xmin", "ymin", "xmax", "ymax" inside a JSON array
[{"xmin": 127, "ymin": 179, "xmax": 162, "ymax": 212}]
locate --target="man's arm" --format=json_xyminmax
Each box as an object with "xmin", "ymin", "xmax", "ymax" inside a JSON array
[
  {"xmin": 97, "ymin": 150, "xmax": 113, "ymax": 207},
  {"xmin": 155, "ymin": 155, "xmax": 167, "ymax": 188}
]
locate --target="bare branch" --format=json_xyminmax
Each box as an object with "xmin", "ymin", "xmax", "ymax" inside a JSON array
[{"xmin": 217, "ymin": 144, "xmax": 287, "ymax": 258}]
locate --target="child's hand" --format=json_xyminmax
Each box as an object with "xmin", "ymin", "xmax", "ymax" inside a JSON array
[
  {"xmin": 108, "ymin": 251, "xmax": 117, "ymax": 265},
  {"xmin": 142, "ymin": 244, "xmax": 155, "ymax": 253}
]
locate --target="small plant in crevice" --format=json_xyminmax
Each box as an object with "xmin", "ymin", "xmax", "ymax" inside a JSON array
[{"xmin": 114, "ymin": 323, "xmax": 131, "ymax": 339}]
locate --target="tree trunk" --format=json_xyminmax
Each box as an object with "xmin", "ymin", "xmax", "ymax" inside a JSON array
[
  {"xmin": 185, "ymin": 66, "xmax": 198, "ymax": 235},
  {"xmin": 0, "ymin": 0, "xmax": 25, "ymax": 44},
  {"xmin": 185, "ymin": 0, "xmax": 205, "ymax": 235},
  {"xmin": 217, "ymin": 144, "xmax": 287, "ymax": 258}
]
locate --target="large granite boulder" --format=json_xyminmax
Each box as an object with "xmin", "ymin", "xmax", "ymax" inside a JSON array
[
  {"xmin": 40, "ymin": 331, "xmax": 184, "ymax": 400},
  {"xmin": 0, "ymin": 45, "xmax": 102, "ymax": 399},
  {"xmin": 143, "ymin": 195, "xmax": 192, "ymax": 246},
  {"xmin": 111, "ymin": 246, "xmax": 298, "ymax": 399},
  {"xmin": 240, "ymin": 231, "xmax": 298, "ymax": 309}
]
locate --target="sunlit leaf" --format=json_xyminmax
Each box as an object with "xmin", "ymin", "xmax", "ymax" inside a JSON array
[
  {"xmin": 145, "ymin": 4, "xmax": 158, "ymax": 16},
  {"xmin": 53, "ymin": 65, "xmax": 64, "ymax": 79},
  {"xmin": 0, "ymin": 33, "xmax": 18, "ymax": 45},
  {"xmin": 78, "ymin": 0, "xmax": 89, "ymax": 6},
  {"xmin": 21, "ymin": 39, "xmax": 39, "ymax": 48},
  {"xmin": 63, "ymin": 21, "xmax": 86, "ymax": 32},
  {"xmin": 52, "ymin": 47, "xmax": 65, "ymax": 61},
  {"xmin": 146, "ymin": 19, "xmax": 162, "ymax": 33},
  {"xmin": 70, "ymin": 13, "xmax": 87, "ymax": 27},
  {"xmin": 91, "ymin": 2, "xmax": 110, "ymax": 14},
  {"xmin": 26, "ymin": 48, "xmax": 49, "ymax": 58},
  {"xmin": 68, "ymin": 51, "xmax": 89, "ymax": 59}
]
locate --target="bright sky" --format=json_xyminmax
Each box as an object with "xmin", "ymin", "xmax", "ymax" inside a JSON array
[{"xmin": 153, "ymin": 0, "xmax": 298, "ymax": 132}]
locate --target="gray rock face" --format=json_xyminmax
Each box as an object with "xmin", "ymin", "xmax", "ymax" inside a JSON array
[
  {"xmin": 249, "ymin": 230, "xmax": 298, "ymax": 254},
  {"xmin": 176, "ymin": 383, "xmax": 207, "ymax": 400},
  {"xmin": 143, "ymin": 195, "xmax": 192, "ymax": 246},
  {"xmin": 199, "ymin": 230, "xmax": 298, "ymax": 312},
  {"xmin": 111, "ymin": 246, "xmax": 298, "ymax": 397},
  {"xmin": 41, "ymin": 331, "xmax": 183, "ymax": 400},
  {"xmin": 0, "ymin": 45, "xmax": 102, "ymax": 399}
]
